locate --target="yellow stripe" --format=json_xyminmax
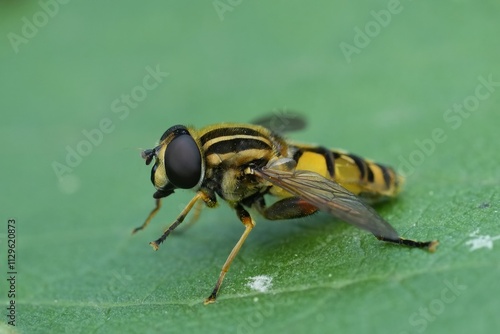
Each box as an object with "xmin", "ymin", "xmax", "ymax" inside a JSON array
[
  {"xmin": 203, "ymin": 134, "xmax": 272, "ymax": 151},
  {"xmin": 206, "ymin": 149, "xmax": 272, "ymax": 166}
]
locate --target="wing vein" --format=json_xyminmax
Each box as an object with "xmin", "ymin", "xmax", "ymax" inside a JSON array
[{"xmin": 255, "ymin": 167, "xmax": 399, "ymax": 239}]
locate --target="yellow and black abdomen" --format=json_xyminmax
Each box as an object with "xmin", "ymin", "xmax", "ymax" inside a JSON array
[{"xmin": 292, "ymin": 144, "xmax": 402, "ymax": 203}]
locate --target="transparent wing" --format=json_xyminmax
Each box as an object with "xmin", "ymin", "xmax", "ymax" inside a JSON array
[
  {"xmin": 254, "ymin": 165, "xmax": 400, "ymax": 240},
  {"xmin": 251, "ymin": 111, "xmax": 307, "ymax": 134}
]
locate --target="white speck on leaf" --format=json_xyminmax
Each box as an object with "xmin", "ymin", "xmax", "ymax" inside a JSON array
[
  {"xmin": 246, "ymin": 275, "xmax": 273, "ymax": 293},
  {"xmin": 465, "ymin": 229, "xmax": 500, "ymax": 251}
]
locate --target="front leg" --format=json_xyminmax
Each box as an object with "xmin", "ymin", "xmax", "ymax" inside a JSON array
[{"xmin": 150, "ymin": 190, "xmax": 217, "ymax": 250}]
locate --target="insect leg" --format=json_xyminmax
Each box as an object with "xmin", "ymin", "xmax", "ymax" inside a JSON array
[
  {"xmin": 173, "ymin": 199, "xmax": 204, "ymax": 234},
  {"xmin": 254, "ymin": 196, "xmax": 319, "ymax": 220},
  {"xmin": 132, "ymin": 198, "xmax": 162, "ymax": 234},
  {"xmin": 204, "ymin": 204, "xmax": 255, "ymax": 304},
  {"xmin": 149, "ymin": 191, "xmax": 211, "ymax": 250},
  {"xmin": 376, "ymin": 236, "xmax": 439, "ymax": 252}
]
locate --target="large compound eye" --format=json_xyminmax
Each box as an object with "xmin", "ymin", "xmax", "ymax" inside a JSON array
[{"xmin": 164, "ymin": 134, "xmax": 202, "ymax": 189}]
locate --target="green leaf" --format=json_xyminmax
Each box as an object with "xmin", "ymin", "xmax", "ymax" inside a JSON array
[{"xmin": 1, "ymin": 1, "xmax": 498, "ymax": 333}]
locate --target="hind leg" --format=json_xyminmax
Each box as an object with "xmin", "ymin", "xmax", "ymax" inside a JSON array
[{"xmin": 253, "ymin": 196, "xmax": 319, "ymax": 220}]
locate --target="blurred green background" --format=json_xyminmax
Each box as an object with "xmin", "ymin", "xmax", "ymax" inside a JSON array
[{"xmin": 1, "ymin": 1, "xmax": 499, "ymax": 333}]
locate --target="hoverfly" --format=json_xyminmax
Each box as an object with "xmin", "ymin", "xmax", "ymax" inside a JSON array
[{"xmin": 133, "ymin": 113, "xmax": 438, "ymax": 304}]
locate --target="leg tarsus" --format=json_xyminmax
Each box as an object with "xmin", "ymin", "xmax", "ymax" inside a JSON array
[
  {"xmin": 377, "ymin": 236, "xmax": 439, "ymax": 252},
  {"xmin": 204, "ymin": 282, "xmax": 224, "ymax": 305}
]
